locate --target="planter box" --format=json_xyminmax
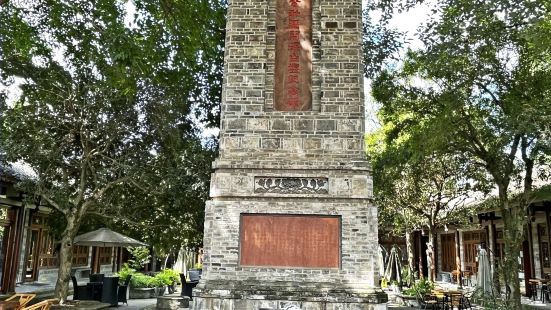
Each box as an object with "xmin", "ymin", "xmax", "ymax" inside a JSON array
[
  {"xmin": 130, "ymin": 287, "xmax": 155, "ymax": 299},
  {"xmin": 155, "ymin": 286, "xmax": 167, "ymax": 296}
]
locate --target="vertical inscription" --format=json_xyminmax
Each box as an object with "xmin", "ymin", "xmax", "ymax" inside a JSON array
[{"xmin": 274, "ymin": 0, "xmax": 312, "ymax": 111}]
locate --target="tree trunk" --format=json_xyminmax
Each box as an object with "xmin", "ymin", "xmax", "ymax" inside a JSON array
[
  {"xmin": 499, "ymin": 189, "xmax": 524, "ymax": 309},
  {"xmin": 427, "ymin": 228, "xmax": 436, "ymax": 281},
  {"xmin": 405, "ymin": 230, "xmax": 415, "ymax": 284},
  {"xmin": 54, "ymin": 212, "xmax": 80, "ymax": 303},
  {"xmin": 163, "ymin": 254, "xmax": 169, "ymax": 269},
  {"xmin": 151, "ymin": 249, "xmax": 157, "ymax": 272}
]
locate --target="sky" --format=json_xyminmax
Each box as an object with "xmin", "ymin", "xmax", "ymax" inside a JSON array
[{"xmin": 364, "ymin": 2, "xmax": 434, "ymax": 133}]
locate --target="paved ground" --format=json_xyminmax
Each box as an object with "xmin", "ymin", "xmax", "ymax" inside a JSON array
[{"xmin": 12, "ymin": 281, "xmax": 551, "ymax": 309}]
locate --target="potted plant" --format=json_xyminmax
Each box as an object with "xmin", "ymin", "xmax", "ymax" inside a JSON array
[
  {"xmin": 116, "ymin": 264, "xmax": 135, "ymax": 284},
  {"xmin": 157, "ymin": 269, "xmax": 180, "ymax": 294},
  {"xmin": 401, "ymin": 278, "xmax": 434, "ymax": 307},
  {"xmin": 151, "ymin": 275, "xmax": 166, "ymax": 297},
  {"xmin": 129, "ymin": 273, "xmax": 156, "ymax": 299}
]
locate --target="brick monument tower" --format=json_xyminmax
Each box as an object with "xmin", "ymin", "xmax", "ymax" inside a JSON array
[{"xmin": 192, "ymin": 0, "xmax": 387, "ymax": 307}]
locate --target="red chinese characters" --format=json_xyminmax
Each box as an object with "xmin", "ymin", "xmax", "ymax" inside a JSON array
[
  {"xmin": 287, "ymin": 0, "xmax": 301, "ymax": 107},
  {"xmin": 274, "ymin": 0, "xmax": 311, "ymax": 111}
]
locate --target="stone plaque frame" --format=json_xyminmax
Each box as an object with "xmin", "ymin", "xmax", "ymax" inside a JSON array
[{"xmin": 239, "ymin": 214, "xmax": 341, "ymax": 268}]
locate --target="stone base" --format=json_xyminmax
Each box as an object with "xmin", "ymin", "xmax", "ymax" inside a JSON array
[
  {"xmin": 129, "ymin": 287, "xmax": 156, "ymax": 299},
  {"xmin": 157, "ymin": 295, "xmax": 190, "ymax": 309},
  {"xmin": 192, "ymin": 281, "xmax": 387, "ymax": 310}
]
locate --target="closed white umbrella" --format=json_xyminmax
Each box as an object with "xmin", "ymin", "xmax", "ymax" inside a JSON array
[
  {"xmin": 378, "ymin": 245, "xmax": 386, "ymax": 278},
  {"xmin": 477, "ymin": 248, "xmax": 492, "ymax": 294},
  {"xmin": 384, "ymin": 246, "xmax": 402, "ymax": 285}
]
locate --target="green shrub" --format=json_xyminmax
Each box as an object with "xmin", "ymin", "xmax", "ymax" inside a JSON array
[
  {"xmin": 149, "ymin": 275, "xmax": 165, "ymax": 287},
  {"xmin": 130, "ymin": 272, "xmax": 156, "ymax": 288},
  {"xmin": 128, "ymin": 247, "xmax": 151, "ymax": 270},
  {"xmin": 116, "ymin": 263, "xmax": 136, "ymax": 284},
  {"xmin": 402, "ymin": 278, "xmax": 434, "ymax": 298},
  {"xmin": 120, "ymin": 265, "xmax": 181, "ymax": 288},
  {"xmin": 156, "ymin": 269, "xmax": 180, "ymax": 285}
]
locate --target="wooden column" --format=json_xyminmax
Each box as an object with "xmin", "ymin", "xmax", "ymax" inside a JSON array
[
  {"xmin": 455, "ymin": 230, "xmax": 462, "ymax": 285},
  {"xmin": 1, "ymin": 206, "xmax": 25, "ymax": 293}
]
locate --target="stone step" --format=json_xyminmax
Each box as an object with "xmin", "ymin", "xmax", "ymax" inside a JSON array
[{"xmin": 156, "ymin": 295, "xmax": 190, "ymax": 309}]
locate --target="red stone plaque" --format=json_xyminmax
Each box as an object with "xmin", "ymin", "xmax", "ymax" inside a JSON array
[
  {"xmin": 239, "ymin": 214, "xmax": 340, "ymax": 268},
  {"xmin": 274, "ymin": 0, "xmax": 312, "ymax": 111}
]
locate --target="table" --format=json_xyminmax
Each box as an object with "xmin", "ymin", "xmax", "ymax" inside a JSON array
[
  {"xmin": 432, "ymin": 288, "xmax": 469, "ymax": 310},
  {"xmin": 87, "ymin": 281, "xmax": 103, "ymax": 301},
  {"xmin": 0, "ymin": 301, "xmax": 20, "ymax": 310},
  {"xmin": 529, "ymin": 278, "xmax": 550, "ymax": 302}
]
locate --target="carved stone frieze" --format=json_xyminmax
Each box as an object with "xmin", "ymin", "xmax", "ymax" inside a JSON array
[{"xmin": 254, "ymin": 177, "xmax": 328, "ymax": 194}]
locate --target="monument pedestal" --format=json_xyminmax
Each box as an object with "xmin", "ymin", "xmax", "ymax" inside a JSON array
[
  {"xmin": 193, "ymin": 280, "xmax": 387, "ymax": 310},
  {"xmin": 192, "ymin": 162, "xmax": 387, "ymax": 309}
]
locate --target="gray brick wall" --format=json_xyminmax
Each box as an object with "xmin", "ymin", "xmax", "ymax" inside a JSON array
[{"xmin": 218, "ymin": 0, "xmax": 366, "ymax": 165}]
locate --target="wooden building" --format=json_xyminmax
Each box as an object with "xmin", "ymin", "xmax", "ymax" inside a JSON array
[
  {"xmin": 1, "ymin": 163, "xmax": 119, "ymax": 293},
  {"xmin": 424, "ymin": 188, "xmax": 551, "ymax": 297}
]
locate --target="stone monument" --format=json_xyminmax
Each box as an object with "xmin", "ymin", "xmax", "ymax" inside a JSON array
[{"xmin": 192, "ymin": 0, "xmax": 387, "ymax": 307}]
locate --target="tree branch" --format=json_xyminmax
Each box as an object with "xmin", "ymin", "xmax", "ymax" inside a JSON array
[
  {"xmin": 477, "ymin": 82, "xmax": 504, "ymax": 111},
  {"xmin": 40, "ymin": 193, "xmax": 67, "ymax": 216}
]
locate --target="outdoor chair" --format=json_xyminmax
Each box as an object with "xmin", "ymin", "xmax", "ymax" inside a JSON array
[
  {"xmin": 529, "ymin": 280, "xmax": 539, "ymax": 301},
  {"xmin": 458, "ymin": 294, "xmax": 473, "ymax": 310},
  {"xmin": 541, "ymin": 283, "xmax": 550, "ymax": 303},
  {"xmin": 118, "ymin": 275, "xmax": 132, "ymax": 305},
  {"xmin": 180, "ymin": 273, "xmax": 198, "ymax": 300},
  {"xmin": 90, "ymin": 273, "xmax": 104, "ymax": 282},
  {"xmin": 447, "ymin": 293, "xmax": 464, "ymax": 310},
  {"xmin": 22, "ymin": 299, "xmax": 58, "ymax": 310},
  {"xmin": 101, "ymin": 276, "xmax": 119, "ymax": 306},
  {"xmin": 5, "ymin": 293, "xmax": 36, "ymax": 309},
  {"xmin": 71, "ymin": 276, "xmax": 89, "ymax": 300}
]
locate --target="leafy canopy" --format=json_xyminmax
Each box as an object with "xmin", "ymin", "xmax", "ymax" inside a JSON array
[{"xmin": 0, "ymin": 0, "xmax": 225, "ymax": 299}]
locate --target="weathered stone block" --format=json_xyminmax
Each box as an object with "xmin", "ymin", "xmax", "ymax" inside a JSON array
[
  {"xmin": 248, "ymin": 118, "xmax": 268, "ymax": 131},
  {"xmin": 241, "ymin": 136, "xmax": 260, "ymax": 149},
  {"xmin": 271, "ymin": 119, "xmax": 291, "ymax": 131},
  {"xmin": 227, "ymin": 119, "xmax": 247, "ymax": 130},
  {"xmin": 302, "ymin": 302, "xmax": 323, "ymax": 310},
  {"xmin": 294, "ymin": 119, "xmax": 314, "ymax": 131},
  {"xmin": 221, "ymin": 137, "xmax": 239, "ymax": 149},
  {"xmin": 316, "ymin": 119, "xmax": 336, "ymax": 131},
  {"xmin": 352, "ymin": 176, "xmax": 368, "ymax": 197},
  {"xmin": 262, "ymin": 138, "xmax": 280, "ymax": 149},
  {"xmin": 304, "ymin": 138, "xmax": 322, "ymax": 150}
]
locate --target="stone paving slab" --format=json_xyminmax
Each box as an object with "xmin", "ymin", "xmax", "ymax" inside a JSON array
[{"xmin": 52, "ymin": 300, "xmax": 112, "ymax": 310}]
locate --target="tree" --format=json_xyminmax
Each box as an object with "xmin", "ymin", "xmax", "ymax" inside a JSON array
[
  {"xmin": 368, "ymin": 0, "xmax": 551, "ymax": 306},
  {"xmin": 0, "ymin": 0, "xmax": 225, "ymax": 301},
  {"xmin": 101, "ymin": 137, "xmax": 217, "ymax": 257},
  {"xmin": 368, "ymin": 128, "xmax": 480, "ymax": 281}
]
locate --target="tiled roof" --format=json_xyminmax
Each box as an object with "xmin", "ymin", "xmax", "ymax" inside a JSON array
[{"xmin": 0, "ymin": 161, "xmax": 37, "ymax": 182}]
